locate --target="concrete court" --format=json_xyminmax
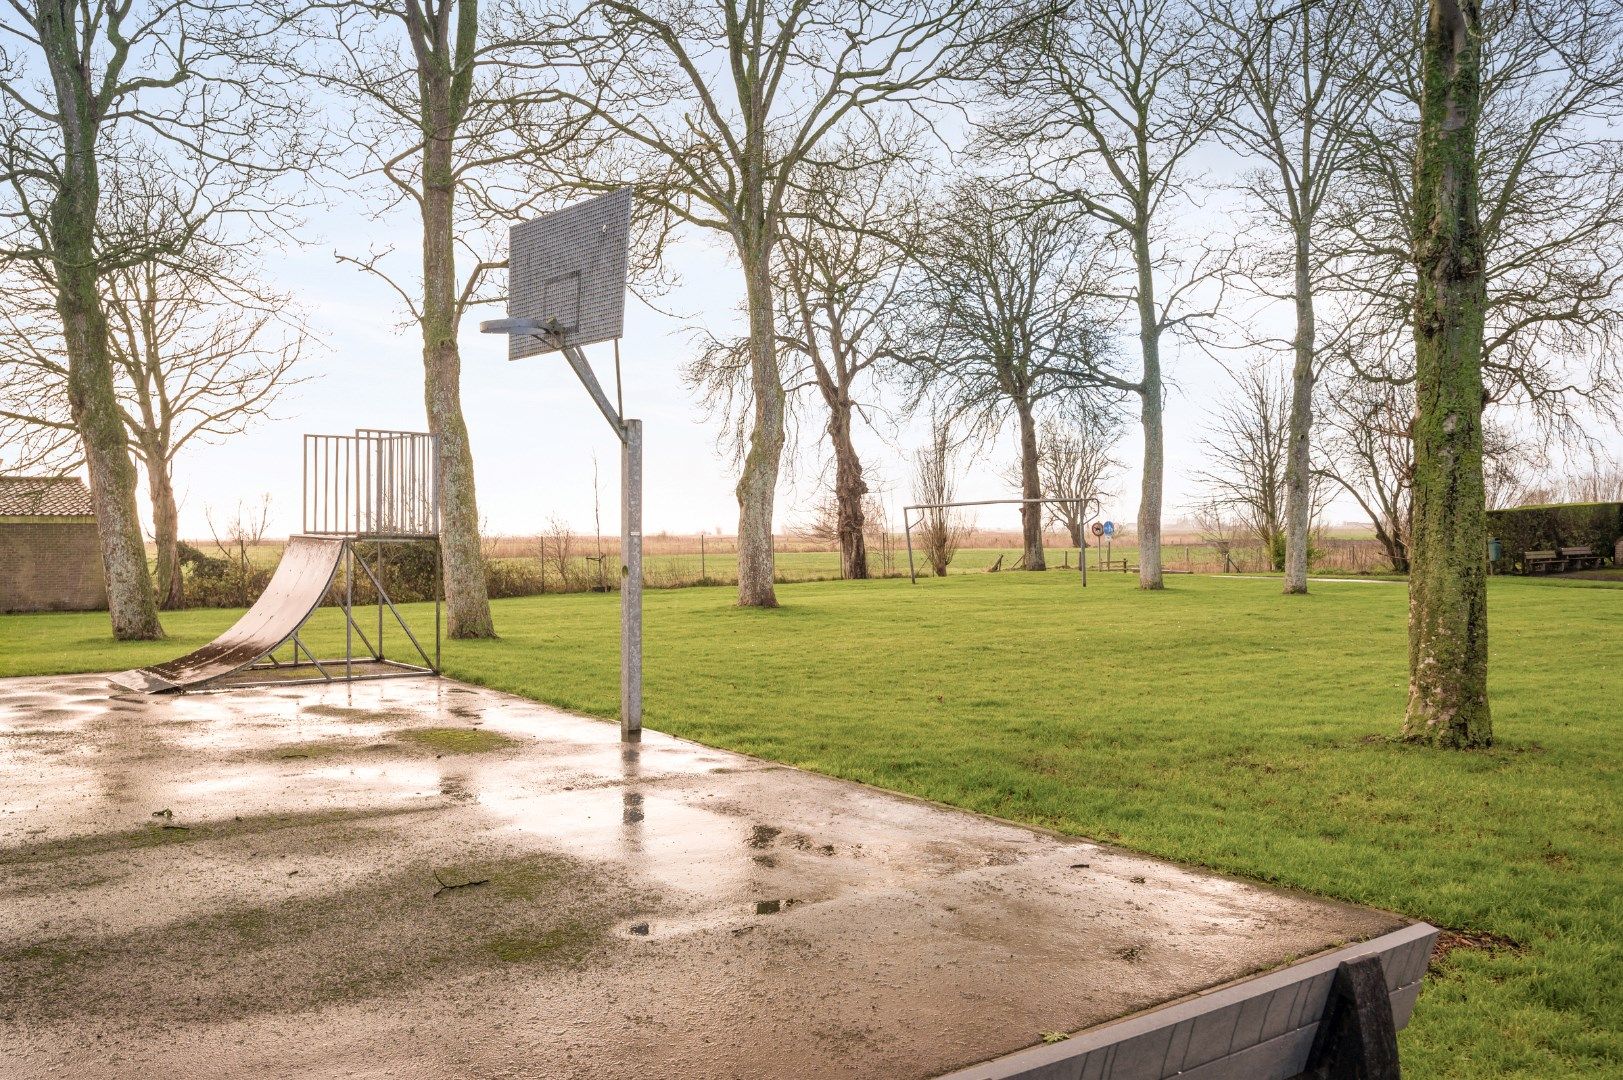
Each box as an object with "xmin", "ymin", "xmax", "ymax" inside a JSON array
[{"xmin": 0, "ymin": 673, "xmax": 1408, "ymax": 1079}]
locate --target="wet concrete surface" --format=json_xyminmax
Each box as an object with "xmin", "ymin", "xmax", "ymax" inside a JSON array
[{"xmin": 0, "ymin": 674, "xmax": 1407, "ymax": 1078}]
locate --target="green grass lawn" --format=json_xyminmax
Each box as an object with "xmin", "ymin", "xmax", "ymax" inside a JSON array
[{"xmin": 2, "ymin": 572, "xmax": 1617, "ymax": 1078}]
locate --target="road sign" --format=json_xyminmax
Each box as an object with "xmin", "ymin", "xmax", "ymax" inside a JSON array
[
  {"xmin": 1090, "ymin": 522, "xmax": 1104, "ymax": 537},
  {"xmin": 1103, "ymin": 521, "xmax": 1115, "ymax": 536}
]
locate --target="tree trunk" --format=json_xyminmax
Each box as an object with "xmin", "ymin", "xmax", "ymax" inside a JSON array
[
  {"xmin": 1403, "ymin": 0, "xmax": 1490, "ymax": 748},
  {"xmin": 39, "ymin": 12, "xmax": 162, "ymax": 640},
  {"xmin": 420, "ymin": 81, "xmax": 495, "ymax": 639},
  {"xmin": 146, "ymin": 457, "xmax": 184, "ymax": 609},
  {"xmin": 828, "ymin": 395, "xmax": 869, "ymax": 580},
  {"xmin": 1282, "ymin": 223, "xmax": 1315, "ymax": 594},
  {"xmin": 1015, "ymin": 398, "xmax": 1046, "ymax": 570},
  {"xmin": 1132, "ymin": 227, "xmax": 1164, "ymax": 589},
  {"xmin": 735, "ymin": 247, "xmax": 785, "ymax": 607}
]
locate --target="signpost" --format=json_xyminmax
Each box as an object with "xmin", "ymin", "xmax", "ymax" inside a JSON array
[{"xmin": 480, "ymin": 188, "xmax": 643, "ymax": 741}]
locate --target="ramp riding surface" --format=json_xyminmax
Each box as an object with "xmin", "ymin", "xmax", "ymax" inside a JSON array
[{"xmin": 119, "ymin": 535, "xmax": 345, "ymax": 691}]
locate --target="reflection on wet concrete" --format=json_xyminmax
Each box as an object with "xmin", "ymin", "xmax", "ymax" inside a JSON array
[{"xmin": 0, "ymin": 672, "xmax": 1408, "ymax": 1080}]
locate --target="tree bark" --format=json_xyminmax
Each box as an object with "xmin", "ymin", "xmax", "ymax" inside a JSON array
[
  {"xmin": 735, "ymin": 246, "xmax": 785, "ymax": 607},
  {"xmin": 146, "ymin": 456, "xmax": 184, "ymax": 609},
  {"xmin": 1403, "ymin": 0, "xmax": 1491, "ymax": 748},
  {"xmin": 1134, "ymin": 228, "xmax": 1164, "ymax": 589},
  {"xmin": 1015, "ymin": 398, "xmax": 1046, "ymax": 570},
  {"xmin": 827, "ymin": 394, "xmax": 869, "ymax": 580},
  {"xmin": 419, "ymin": 38, "xmax": 495, "ymax": 639},
  {"xmin": 1282, "ymin": 224, "xmax": 1316, "ymax": 594},
  {"xmin": 39, "ymin": 6, "xmax": 162, "ymax": 640}
]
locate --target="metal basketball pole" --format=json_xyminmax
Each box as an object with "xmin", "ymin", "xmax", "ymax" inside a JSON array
[
  {"xmin": 481, "ymin": 324, "xmax": 643, "ymax": 741},
  {"xmin": 621, "ymin": 419, "xmax": 643, "ymax": 739}
]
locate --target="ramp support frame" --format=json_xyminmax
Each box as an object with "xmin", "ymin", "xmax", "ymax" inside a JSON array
[{"xmin": 240, "ymin": 536, "xmax": 441, "ymax": 689}]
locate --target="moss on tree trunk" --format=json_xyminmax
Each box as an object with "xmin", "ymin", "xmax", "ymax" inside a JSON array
[
  {"xmin": 827, "ymin": 397, "xmax": 869, "ymax": 580},
  {"xmin": 1015, "ymin": 399, "xmax": 1046, "ymax": 571},
  {"xmin": 145, "ymin": 455, "xmax": 184, "ymax": 610},
  {"xmin": 38, "ymin": 3, "xmax": 162, "ymax": 640},
  {"xmin": 735, "ymin": 246, "xmax": 785, "ymax": 607},
  {"xmin": 417, "ymin": 14, "xmax": 495, "ymax": 640},
  {"xmin": 1403, "ymin": 0, "xmax": 1491, "ymax": 748},
  {"xmin": 1133, "ymin": 230, "xmax": 1164, "ymax": 590},
  {"xmin": 1283, "ymin": 227, "xmax": 1315, "ymax": 595}
]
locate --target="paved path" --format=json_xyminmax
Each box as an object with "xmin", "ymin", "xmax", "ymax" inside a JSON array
[{"xmin": 0, "ymin": 675, "xmax": 1406, "ymax": 1079}]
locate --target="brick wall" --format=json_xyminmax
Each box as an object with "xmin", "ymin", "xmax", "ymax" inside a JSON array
[{"xmin": 0, "ymin": 518, "xmax": 109, "ymax": 612}]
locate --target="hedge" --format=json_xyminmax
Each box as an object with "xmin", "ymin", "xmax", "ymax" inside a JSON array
[{"xmin": 1486, "ymin": 502, "xmax": 1622, "ymax": 572}]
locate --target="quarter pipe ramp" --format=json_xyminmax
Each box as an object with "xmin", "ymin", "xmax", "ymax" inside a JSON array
[{"xmin": 115, "ymin": 536, "xmax": 346, "ymax": 692}]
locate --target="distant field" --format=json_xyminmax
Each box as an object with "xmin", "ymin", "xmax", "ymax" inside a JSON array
[{"xmin": 164, "ymin": 524, "xmax": 1398, "ymax": 594}]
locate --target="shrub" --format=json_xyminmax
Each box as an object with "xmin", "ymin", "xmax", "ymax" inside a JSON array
[
  {"xmin": 179, "ymin": 541, "xmax": 271, "ymax": 608},
  {"xmin": 485, "ymin": 559, "xmax": 544, "ymax": 599},
  {"xmin": 344, "ymin": 540, "xmax": 440, "ymax": 604},
  {"xmin": 1487, "ymin": 502, "xmax": 1623, "ymax": 571}
]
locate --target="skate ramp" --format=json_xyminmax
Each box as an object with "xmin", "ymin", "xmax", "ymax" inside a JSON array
[{"xmin": 116, "ymin": 536, "xmax": 345, "ymax": 692}]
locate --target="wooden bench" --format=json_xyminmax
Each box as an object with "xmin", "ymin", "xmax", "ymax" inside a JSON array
[
  {"xmin": 941, "ymin": 923, "xmax": 1438, "ymax": 1080},
  {"xmin": 1559, "ymin": 545, "xmax": 1604, "ymax": 572},
  {"xmin": 1524, "ymin": 546, "xmax": 1606, "ymax": 574},
  {"xmin": 1523, "ymin": 549, "xmax": 1564, "ymax": 574}
]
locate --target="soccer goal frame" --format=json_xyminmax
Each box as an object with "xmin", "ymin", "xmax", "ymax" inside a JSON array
[{"xmin": 902, "ymin": 496, "xmax": 1103, "ymax": 586}]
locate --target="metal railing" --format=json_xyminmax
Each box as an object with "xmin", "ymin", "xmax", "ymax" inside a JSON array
[{"xmin": 302, "ymin": 429, "xmax": 440, "ymax": 537}]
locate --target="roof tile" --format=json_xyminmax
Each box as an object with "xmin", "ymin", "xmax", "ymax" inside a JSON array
[{"xmin": 0, "ymin": 476, "xmax": 96, "ymax": 517}]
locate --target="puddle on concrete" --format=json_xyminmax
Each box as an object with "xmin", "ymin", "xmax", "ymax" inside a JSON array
[{"xmin": 0, "ymin": 672, "xmax": 1412, "ymax": 1080}]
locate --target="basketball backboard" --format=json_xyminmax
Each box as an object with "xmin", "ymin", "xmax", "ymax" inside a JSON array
[{"xmin": 502, "ymin": 188, "xmax": 633, "ymax": 360}]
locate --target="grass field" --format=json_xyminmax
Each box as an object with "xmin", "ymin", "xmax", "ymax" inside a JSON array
[{"xmin": 2, "ymin": 571, "xmax": 1617, "ymax": 1078}]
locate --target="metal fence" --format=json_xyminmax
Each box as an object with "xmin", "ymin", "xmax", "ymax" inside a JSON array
[{"xmin": 303, "ymin": 430, "xmax": 440, "ymax": 538}]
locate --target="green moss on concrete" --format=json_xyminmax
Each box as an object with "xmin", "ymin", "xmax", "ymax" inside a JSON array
[
  {"xmin": 485, "ymin": 922, "xmax": 597, "ymax": 963},
  {"xmin": 396, "ymin": 726, "xmax": 518, "ymax": 754}
]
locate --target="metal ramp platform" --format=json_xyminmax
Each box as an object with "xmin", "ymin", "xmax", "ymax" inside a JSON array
[{"xmin": 115, "ymin": 429, "xmax": 442, "ymax": 693}]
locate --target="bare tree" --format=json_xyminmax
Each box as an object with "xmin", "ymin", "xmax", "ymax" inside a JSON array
[
  {"xmin": 1557, "ymin": 456, "xmax": 1623, "ymax": 504},
  {"xmin": 1037, "ymin": 413, "xmax": 1120, "ymax": 548},
  {"xmin": 0, "ymin": 0, "xmax": 310, "ymax": 638},
  {"xmin": 276, "ymin": 0, "xmax": 589, "ymax": 638},
  {"xmin": 1404, "ymin": 0, "xmax": 1490, "ymax": 748},
  {"xmin": 912, "ymin": 419, "xmax": 965, "ymax": 576},
  {"xmin": 1326, "ymin": 0, "xmax": 1623, "ymax": 444},
  {"xmin": 1319, "ymin": 353, "xmax": 1546, "ymax": 566},
  {"xmin": 1195, "ymin": 362, "xmax": 1325, "ymax": 569},
  {"xmin": 542, "ymin": 0, "xmax": 996, "ymax": 607},
  {"xmin": 1201, "ymin": 0, "xmax": 1386, "ymax": 594},
  {"xmin": 539, "ymin": 514, "xmax": 577, "ymax": 590},
  {"xmin": 0, "ymin": 276, "xmax": 76, "ymax": 475},
  {"xmin": 690, "ymin": 139, "xmax": 918, "ymax": 582},
  {"xmin": 205, "ymin": 494, "xmax": 275, "ymax": 608},
  {"xmin": 1, "ymin": 8, "xmax": 192, "ymax": 638},
  {"xmin": 776, "ymin": 145, "xmax": 918, "ymax": 580},
  {"xmin": 1316, "ymin": 365, "xmax": 1414, "ymax": 572},
  {"xmin": 901, "ymin": 180, "xmax": 1121, "ymax": 572},
  {"xmin": 982, "ymin": 0, "xmax": 1227, "ymax": 589},
  {"xmin": 793, "ymin": 488, "xmax": 892, "ymax": 574},
  {"xmin": 107, "ymin": 265, "xmax": 307, "ymax": 608},
  {"xmin": 2, "ymin": 139, "xmax": 311, "ymax": 610}
]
